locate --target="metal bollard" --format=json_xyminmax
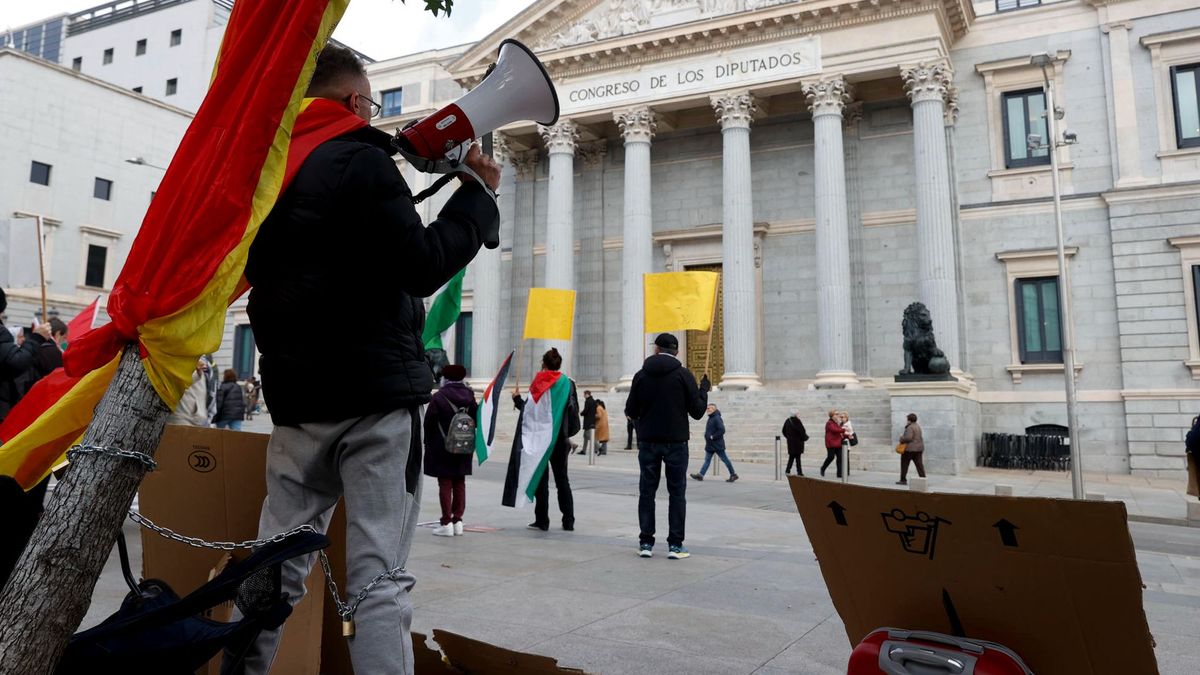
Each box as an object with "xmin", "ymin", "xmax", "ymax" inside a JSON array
[
  {"xmin": 775, "ymin": 435, "xmax": 782, "ymax": 481},
  {"xmin": 587, "ymin": 440, "xmax": 595, "ymax": 466}
]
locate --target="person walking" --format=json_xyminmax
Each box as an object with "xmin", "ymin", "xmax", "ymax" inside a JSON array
[
  {"xmin": 691, "ymin": 404, "xmax": 738, "ymax": 482},
  {"xmin": 625, "ymin": 333, "xmax": 709, "ymax": 560},
  {"xmin": 897, "ymin": 413, "xmax": 926, "ymax": 485},
  {"xmin": 595, "ymin": 400, "xmax": 610, "ymax": 456},
  {"xmin": 781, "ymin": 411, "xmax": 809, "ymax": 476},
  {"xmin": 579, "ymin": 390, "xmax": 598, "ymax": 455},
  {"xmin": 840, "ymin": 411, "xmax": 856, "ymax": 476},
  {"xmin": 423, "ymin": 365, "xmax": 477, "ymax": 537},
  {"xmin": 821, "ymin": 410, "xmax": 847, "ymax": 478},
  {"xmin": 509, "ymin": 348, "xmax": 580, "ymax": 531},
  {"xmin": 213, "ymin": 369, "xmax": 247, "ymax": 430}
]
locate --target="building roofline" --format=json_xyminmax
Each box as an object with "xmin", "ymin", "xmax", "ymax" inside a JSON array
[{"xmin": 0, "ymin": 47, "xmax": 194, "ymax": 118}]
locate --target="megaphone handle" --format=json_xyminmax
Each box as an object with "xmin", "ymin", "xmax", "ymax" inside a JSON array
[{"xmin": 410, "ymin": 165, "xmax": 498, "ymax": 206}]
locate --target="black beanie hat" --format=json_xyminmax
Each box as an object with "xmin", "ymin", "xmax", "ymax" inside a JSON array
[{"xmin": 0, "ymin": 287, "xmax": 7, "ymax": 314}]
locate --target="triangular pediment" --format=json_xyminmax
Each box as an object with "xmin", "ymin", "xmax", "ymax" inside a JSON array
[{"xmin": 451, "ymin": 0, "xmax": 792, "ymax": 76}]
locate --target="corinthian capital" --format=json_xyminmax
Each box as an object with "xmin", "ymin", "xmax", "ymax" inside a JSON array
[
  {"xmin": 614, "ymin": 106, "xmax": 657, "ymax": 143},
  {"xmin": 539, "ymin": 119, "xmax": 579, "ymax": 155},
  {"xmin": 710, "ymin": 92, "xmax": 758, "ymax": 130},
  {"xmin": 510, "ymin": 150, "xmax": 539, "ymax": 179},
  {"xmin": 492, "ymin": 131, "xmax": 512, "ymax": 164},
  {"xmin": 901, "ymin": 61, "xmax": 955, "ymax": 106},
  {"xmin": 802, "ymin": 76, "xmax": 854, "ymax": 118}
]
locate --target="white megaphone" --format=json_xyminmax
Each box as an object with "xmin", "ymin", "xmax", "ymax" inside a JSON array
[{"xmin": 393, "ymin": 38, "xmax": 558, "ymax": 193}]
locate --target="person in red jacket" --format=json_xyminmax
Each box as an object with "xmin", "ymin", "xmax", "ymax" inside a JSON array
[{"xmin": 821, "ymin": 409, "xmax": 848, "ymax": 478}]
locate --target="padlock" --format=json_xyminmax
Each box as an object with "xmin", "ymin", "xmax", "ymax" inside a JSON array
[{"xmin": 342, "ymin": 618, "xmax": 356, "ymax": 638}]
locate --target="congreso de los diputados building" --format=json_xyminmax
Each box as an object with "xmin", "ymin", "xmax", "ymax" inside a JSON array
[{"xmin": 358, "ymin": 0, "xmax": 1200, "ymax": 480}]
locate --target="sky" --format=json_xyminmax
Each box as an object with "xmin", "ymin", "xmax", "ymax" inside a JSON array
[{"xmin": 2, "ymin": 0, "xmax": 536, "ymax": 61}]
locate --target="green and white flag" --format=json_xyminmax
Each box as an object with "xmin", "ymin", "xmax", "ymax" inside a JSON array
[
  {"xmin": 502, "ymin": 370, "xmax": 572, "ymax": 508},
  {"xmin": 422, "ymin": 267, "xmax": 466, "ymax": 351}
]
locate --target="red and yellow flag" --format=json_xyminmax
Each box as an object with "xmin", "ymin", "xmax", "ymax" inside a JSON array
[{"xmin": 0, "ymin": 0, "xmax": 357, "ymax": 489}]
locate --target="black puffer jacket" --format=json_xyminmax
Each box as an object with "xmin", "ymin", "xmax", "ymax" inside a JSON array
[
  {"xmin": 246, "ymin": 126, "xmax": 496, "ymax": 426},
  {"xmin": 0, "ymin": 327, "xmax": 44, "ymax": 424},
  {"xmin": 624, "ymin": 354, "xmax": 708, "ymax": 443},
  {"xmin": 213, "ymin": 381, "xmax": 246, "ymax": 424}
]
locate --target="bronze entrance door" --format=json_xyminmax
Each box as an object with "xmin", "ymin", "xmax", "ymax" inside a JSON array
[{"xmin": 685, "ymin": 263, "xmax": 723, "ymax": 386}]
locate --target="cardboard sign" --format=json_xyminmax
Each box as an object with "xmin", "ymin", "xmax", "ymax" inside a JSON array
[
  {"xmin": 140, "ymin": 425, "xmax": 324, "ymax": 675},
  {"xmin": 788, "ymin": 477, "xmax": 1158, "ymax": 675}
]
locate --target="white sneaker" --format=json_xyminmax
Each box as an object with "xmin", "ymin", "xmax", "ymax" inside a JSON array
[
  {"xmin": 453, "ymin": 521, "xmax": 464, "ymax": 536},
  {"xmin": 432, "ymin": 524, "xmax": 455, "ymax": 537}
]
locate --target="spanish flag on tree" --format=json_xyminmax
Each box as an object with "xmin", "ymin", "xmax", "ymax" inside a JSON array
[{"xmin": 0, "ymin": 0, "xmax": 364, "ymax": 489}]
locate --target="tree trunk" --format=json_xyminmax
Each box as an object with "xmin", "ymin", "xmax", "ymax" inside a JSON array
[{"xmin": 0, "ymin": 345, "xmax": 170, "ymax": 674}]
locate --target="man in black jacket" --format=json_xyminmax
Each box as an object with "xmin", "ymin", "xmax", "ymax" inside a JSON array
[
  {"xmin": 238, "ymin": 45, "xmax": 499, "ymax": 675},
  {"xmin": 0, "ymin": 288, "xmax": 53, "ymax": 424},
  {"xmin": 579, "ymin": 390, "xmax": 597, "ymax": 455},
  {"xmin": 625, "ymin": 333, "xmax": 709, "ymax": 560}
]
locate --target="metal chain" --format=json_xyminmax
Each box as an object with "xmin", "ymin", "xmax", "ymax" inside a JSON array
[
  {"xmin": 67, "ymin": 444, "xmax": 157, "ymax": 471},
  {"xmin": 318, "ymin": 551, "xmax": 406, "ymax": 621},
  {"xmin": 128, "ymin": 510, "xmax": 318, "ymax": 551}
]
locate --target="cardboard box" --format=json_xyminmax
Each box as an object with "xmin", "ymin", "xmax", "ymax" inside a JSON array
[
  {"xmin": 139, "ymin": 425, "xmax": 324, "ymax": 675},
  {"xmin": 788, "ymin": 476, "xmax": 1158, "ymax": 674}
]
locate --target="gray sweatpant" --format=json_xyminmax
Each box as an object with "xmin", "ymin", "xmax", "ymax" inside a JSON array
[{"xmin": 237, "ymin": 407, "xmax": 422, "ymax": 675}]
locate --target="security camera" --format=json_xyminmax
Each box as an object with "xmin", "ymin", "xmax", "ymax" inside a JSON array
[
  {"xmin": 1054, "ymin": 105, "xmax": 1065, "ymax": 120},
  {"xmin": 1027, "ymin": 133, "xmax": 1043, "ymax": 150},
  {"xmin": 1062, "ymin": 129, "xmax": 1078, "ymax": 144}
]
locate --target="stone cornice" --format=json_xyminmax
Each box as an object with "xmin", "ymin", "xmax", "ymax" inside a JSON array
[{"xmin": 450, "ymin": 0, "xmax": 975, "ymax": 85}]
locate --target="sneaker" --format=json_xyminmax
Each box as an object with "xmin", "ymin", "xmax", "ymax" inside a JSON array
[
  {"xmin": 896, "ymin": 480, "xmax": 907, "ymax": 485},
  {"xmin": 690, "ymin": 473, "xmax": 704, "ymax": 481},
  {"xmin": 527, "ymin": 522, "xmax": 549, "ymax": 531},
  {"xmin": 668, "ymin": 546, "xmax": 690, "ymax": 560},
  {"xmin": 638, "ymin": 543, "xmax": 653, "ymax": 558},
  {"xmin": 432, "ymin": 524, "xmax": 455, "ymax": 537},
  {"xmin": 726, "ymin": 474, "xmax": 739, "ymax": 483},
  {"xmin": 453, "ymin": 521, "xmax": 464, "ymax": 536}
]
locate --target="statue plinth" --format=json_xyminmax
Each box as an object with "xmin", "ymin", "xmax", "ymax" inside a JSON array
[{"xmin": 895, "ymin": 372, "xmax": 955, "ymax": 383}]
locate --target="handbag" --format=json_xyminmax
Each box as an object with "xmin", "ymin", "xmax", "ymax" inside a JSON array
[
  {"xmin": 849, "ymin": 432, "xmax": 859, "ymax": 447},
  {"xmin": 896, "ymin": 442, "xmax": 908, "ymax": 455}
]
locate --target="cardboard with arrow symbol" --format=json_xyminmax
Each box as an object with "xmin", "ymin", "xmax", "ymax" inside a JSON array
[{"xmin": 790, "ymin": 477, "xmax": 1158, "ymax": 674}]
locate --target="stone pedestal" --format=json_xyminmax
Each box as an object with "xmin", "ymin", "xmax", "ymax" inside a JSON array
[{"xmin": 886, "ymin": 379, "xmax": 979, "ymax": 476}]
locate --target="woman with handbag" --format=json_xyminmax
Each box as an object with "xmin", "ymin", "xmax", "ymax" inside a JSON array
[
  {"xmin": 839, "ymin": 411, "xmax": 857, "ymax": 476},
  {"xmin": 897, "ymin": 413, "xmax": 926, "ymax": 485},
  {"xmin": 423, "ymin": 365, "xmax": 478, "ymax": 537},
  {"xmin": 821, "ymin": 410, "xmax": 847, "ymax": 478}
]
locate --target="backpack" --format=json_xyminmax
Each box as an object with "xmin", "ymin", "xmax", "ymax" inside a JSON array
[{"xmin": 442, "ymin": 407, "xmax": 476, "ymax": 455}]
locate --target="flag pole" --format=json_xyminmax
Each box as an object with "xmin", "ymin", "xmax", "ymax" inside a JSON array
[
  {"xmin": 702, "ymin": 278, "xmax": 719, "ymax": 381},
  {"xmin": 513, "ymin": 339, "xmax": 525, "ymax": 395},
  {"xmin": 35, "ymin": 214, "xmax": 48, "ymax": 322}
]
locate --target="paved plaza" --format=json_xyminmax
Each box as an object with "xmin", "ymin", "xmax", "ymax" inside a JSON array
[{"xmin": 81, "ymin": 421, "xmax": 1200, "ymax": 674}]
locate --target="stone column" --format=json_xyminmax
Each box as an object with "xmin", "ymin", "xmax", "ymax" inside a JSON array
[
  {"xmin": 803, "ymin": 76, "xmax": 858, "ymax": 388},
  {"xmin": 1103, "ymin": 22, "xmax": 1145, "ymax": 187},
  {"xmin": 711, "ymin": 92, "xmax": 761, "ymax": 390},
  {"xmin": 468, "ymin": 133, "xmax": 509, "ymax": 389},
  {"xmin": 539, "ymin": 120, "xmax": 579, "ymax": 367},
  {"xmin": 614, "ymin": 107, "xmax": 656, "ymax": 390},
  {"xmin": 902, "ymin": 62, "xmax": 961, "ymax": 371}
]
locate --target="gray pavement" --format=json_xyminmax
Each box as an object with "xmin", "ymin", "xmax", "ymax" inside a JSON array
[{"xmin": 78, "ymin": 419, "xmax": 1200, "ymax": 674}]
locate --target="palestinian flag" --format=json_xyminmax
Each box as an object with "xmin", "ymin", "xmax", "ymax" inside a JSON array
[
  {"xmin": 502, "ymin": 370, "xmax": 572, "ymax": 508},
  {"xmin": 0, "ymin": 0, "xmax": 354, "ymax": 488},
  {"xmin": 422, "ymin": 267, "xmax": 466, "ymax": 351},
  {"xmin": 475, "ymin": 350, "xmax": 513, "ymax": 465}
]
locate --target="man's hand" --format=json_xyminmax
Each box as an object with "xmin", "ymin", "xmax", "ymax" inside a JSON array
[
  {"xmin": 461, "ymin": 143, "xmax": 501, "ymax": 192},
  {"xmin": 699, "ymin": 374, "xmax": 711, "ymax": 394}
]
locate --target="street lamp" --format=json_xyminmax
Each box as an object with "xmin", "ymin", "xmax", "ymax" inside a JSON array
[
  {"xmin": 1029, "ymin": 52, "xmax": 1084, "ymax": 499},
  {"xmin": 125, "ymin": 156, "xmax": 167, "ymax": 170}
]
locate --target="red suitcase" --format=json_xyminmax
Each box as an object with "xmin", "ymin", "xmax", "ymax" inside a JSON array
[{"xmin": 849, "ymin": 628, "xmax": 1033, "ymax": 674}]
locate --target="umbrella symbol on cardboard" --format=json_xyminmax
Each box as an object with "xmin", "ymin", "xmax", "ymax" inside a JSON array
[{"xmin": 881, "ymin": 509, "xmax": 951, "ymax": 560}]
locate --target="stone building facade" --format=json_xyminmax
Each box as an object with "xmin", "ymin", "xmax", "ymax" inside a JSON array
[{"xmin": 367, "ymin": 0, "xmax": 1200, "ymax": 478}]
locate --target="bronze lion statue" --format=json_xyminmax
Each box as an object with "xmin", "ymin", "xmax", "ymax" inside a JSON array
[{"xmin": 899, "ymin": 302, "xmax": 951, "ymax": 376}]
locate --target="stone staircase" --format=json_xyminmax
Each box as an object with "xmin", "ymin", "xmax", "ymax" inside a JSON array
[{"xmin": 483, "ymin": 386, "xmax": 898, "ymax": 472}]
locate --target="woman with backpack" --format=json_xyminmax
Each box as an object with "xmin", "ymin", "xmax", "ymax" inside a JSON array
[{"xmin": 423, "ymin": 364, "xmax": 478, "ymax": 537}]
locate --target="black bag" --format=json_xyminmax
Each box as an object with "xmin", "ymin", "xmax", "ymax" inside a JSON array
[
  {"xmin": 58, "ymin": 529, "xmax": 329, "ymax": 675},
  {"xmin": 849, "ymin": 432, "xmax": 859, "ymax": 447},
  {"xmin": 441, "ymin": 407, "xmax": 476, "ymax": 455}
]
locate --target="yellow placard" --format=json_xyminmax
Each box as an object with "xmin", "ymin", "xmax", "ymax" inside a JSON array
[
  {"xmin": 643, "ymin": 271, "xmax": 719, "ymax": 333},
  {"xmin": 522, "ymin": 288, "xmax": 576, "ymax": 341}
]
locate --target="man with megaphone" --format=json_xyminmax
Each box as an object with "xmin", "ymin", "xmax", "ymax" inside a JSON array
[{"xmin": 236, "ymin": 43, "xmax": 501, "ymax": 674}]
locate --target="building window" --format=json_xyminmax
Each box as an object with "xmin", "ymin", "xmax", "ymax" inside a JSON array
[
  {"xmin": 170, "ymin": 29, "xmax": 182, "ymax": 47},
  {"xmin": 1015, "ymin": 276, "xmax": 1063, "ymax": 364},
  {"xmin": 29, "ymin": 161, "xmax": 51, "ymax": 186},
  {"xmin": 71, "ymin": 56, "xmax": 82, "ymax": 70},
  {"xmin": 103, "ymin": 47, "xmax": 113, "ymax": 64},
  {"xmin": 996, "ymin": 0, "xmax": 1041, "ymax": 11},
  {"xmin": 381, "ymin": 88, "xmax": 403, "ymax": 117},
  {"xmin": 84, "ymin": 244, "xmax": 107, "ymax": 288},
  {"xmin": 233, "ymin": 324, "xmax": 256, "ymax": 380},
  {"xmin": 165, "ymin": 78, "xmax": 177, "ymax": 96},
  {"xmin": 454, "ymin": 312, "xmax": 473, "ymax": 376},
  {"xmin": 1002, "ymin": 88, "xmax": 1050, "ymax": 168},
  {"xmin": 132, "ymin": 86, "xmax": 142, "ymax": 93},
  {"xmin": 1171, "ymin": 63, "xmax": 1200, "ymax": 149},
  {"xmin": 93, "ymin": 177, "xmax": 113, "ymax": 200},
  {"xmin": 136, "ymin": 38, "xmax": 147, "ymax": 56}
]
